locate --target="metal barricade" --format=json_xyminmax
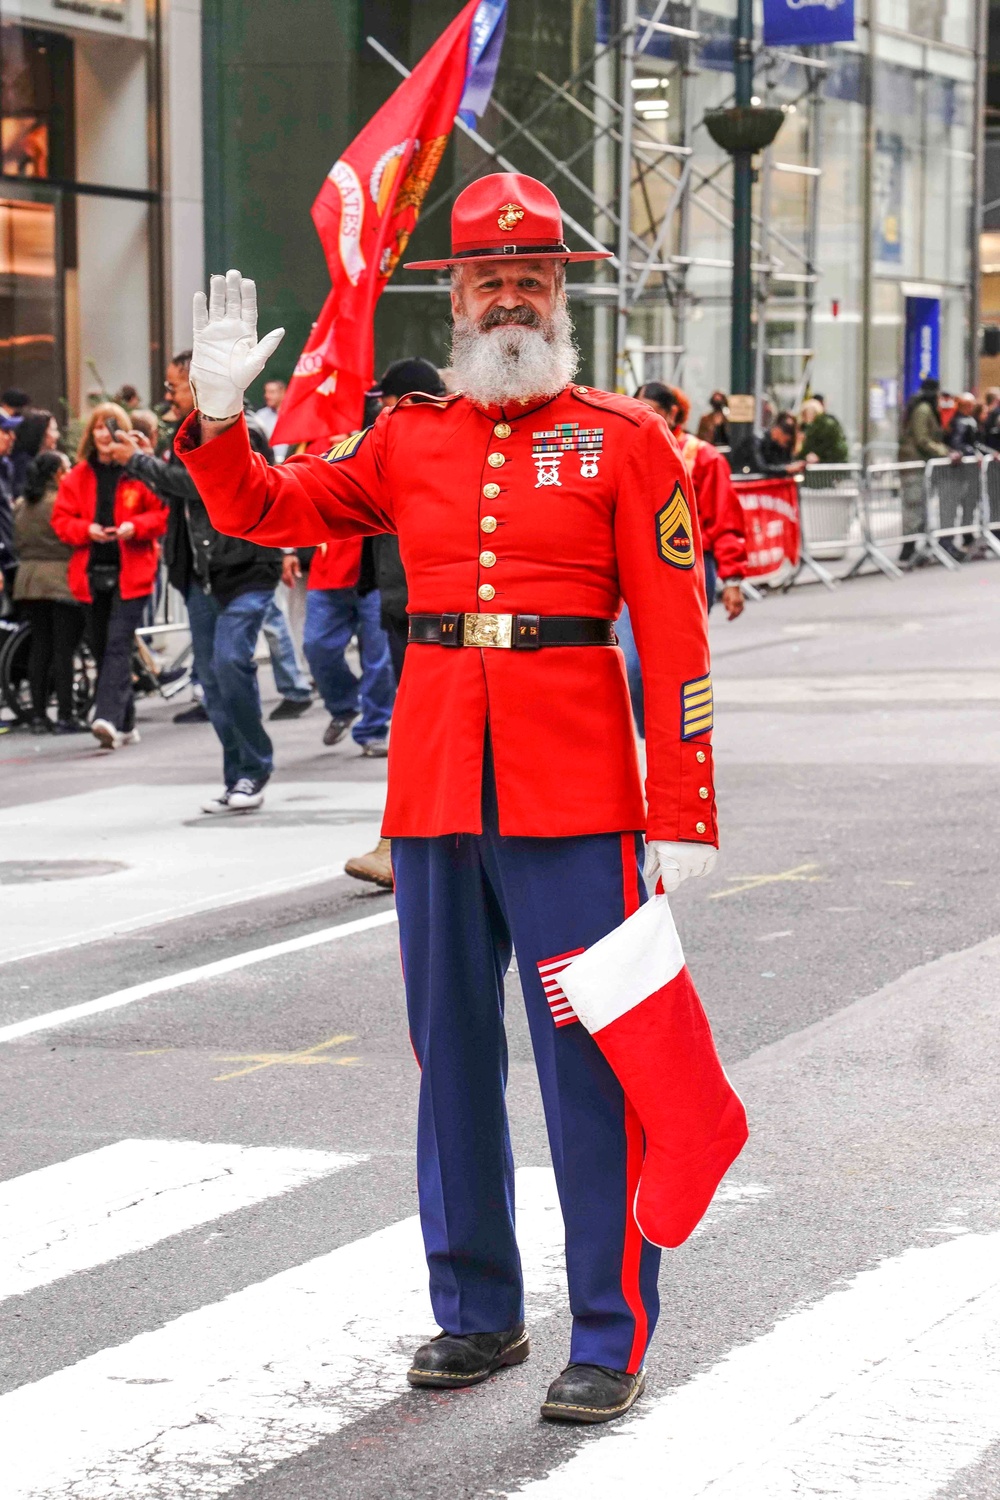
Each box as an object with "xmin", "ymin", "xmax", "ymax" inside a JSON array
[
  {"xmin": 789, "ymin": 464, "xmax": 864, "ymax": 588},
  {"xmin": 923, "ymin": 454, "xmax": 982, "ymax": 569},
  {"xmin": 980, "ymin": 452, "xmax": 1000, "ymax": 560},
  {"xmin": 856, "ymin": 461, "xmax": 925, "ymax": 577}
]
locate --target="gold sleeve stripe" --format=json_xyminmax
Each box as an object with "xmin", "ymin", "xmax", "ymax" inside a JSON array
[
  {"xmin": 682, "ymin": 673, "xmax": 713, "ymax": 739},
  {"xmin": 324, "ymin": 429, "xmax": 369, "ymax": 464}
]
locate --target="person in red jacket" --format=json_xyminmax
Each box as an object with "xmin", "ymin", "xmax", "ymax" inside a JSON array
[
  {"xmin": 177, "ymin": 175, "xmax": 719, "ymax": 1424},
  {"xmin": 636, "ymin": 382, "xmax": 747, "ymax": 618},
  {"xmin": 52, "ymin": 404, "xmax": 166, "ymax": 749}
]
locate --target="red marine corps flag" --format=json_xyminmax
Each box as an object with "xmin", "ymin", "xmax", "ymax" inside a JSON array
[{"xmin": 272, "ymin": 0, "xmax": 507, "ymax": 445}]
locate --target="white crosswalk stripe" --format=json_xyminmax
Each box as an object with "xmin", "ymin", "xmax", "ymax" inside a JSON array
[
  {"xmin": 0, "ymin": 1165, "xmax": 566, "ymax": 1500},
  {"xmin": 0, "ymin": 1139, "xmax": 361, "ymax": 1303},
  {"xmin": 508, "ymin": 1229, "xmax": 1000, "ymax": 1500}
]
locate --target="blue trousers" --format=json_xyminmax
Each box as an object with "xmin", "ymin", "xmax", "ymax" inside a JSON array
[
  {"xmin": 303, "ymin": 587, "xmax": 395, "ymax": 745},
  {"xmin": 187, "ymin": 586, "xmax": 274, "ymax": 787},
  {"xmin": 262, "ymin": 594, "xmax": 311, "ymax": 701},
  {"xmin": 392, "ymin": 755, "xmax": 661, "ymax": 1373}
]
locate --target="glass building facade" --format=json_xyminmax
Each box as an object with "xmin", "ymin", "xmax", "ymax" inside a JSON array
[
  {"xmin": 0, "ymin": 0, "xmax": 164, "ymax": 420},
  {"xmin": 0, "ymin": 0, "xmax": 983, "ymax": 453}
]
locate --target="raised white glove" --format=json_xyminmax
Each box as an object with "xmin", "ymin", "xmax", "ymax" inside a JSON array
[
  {"xmin": 644, "ymin": 839, "xmax": 717, "ymax": 895},
  {"xmin": 190, "ymin": 269, "xmax": 285, "ymax": 420}
]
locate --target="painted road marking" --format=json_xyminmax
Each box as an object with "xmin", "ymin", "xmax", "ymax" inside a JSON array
[
  {"xmin": 0, "ymin": 1139, "xmax": 361, "ymax": 1304},
  {"xmin": 214, "ymin": 1032, "xmax": 359, "ymax": 1081},
  {"xmin": 0, "ymin": 908, "xmax": 399, "ymax": 1046},
  {"xmin": 709, "ymin": 863, "xmax": 825, "ymax": 899},
  {"xmin": 0, "ymin": 1168, "xmax": 566, "ymax": 1500},
  {"xmin": 0, "ymin": 782, "xmax": 388, "ymax": 964},
  {"xmin": 508, "ymin": 1229, "xmax": 1000, "ymax": 1499}
]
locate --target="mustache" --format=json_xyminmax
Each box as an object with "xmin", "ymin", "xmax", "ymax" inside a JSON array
[{"xmin": 478, "ymin": 304, "xmax": 543, "ymax": 331}]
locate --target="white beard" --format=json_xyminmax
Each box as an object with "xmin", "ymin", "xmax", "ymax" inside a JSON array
[{"xmin": 449, "ymin": 304, "xmax": 579, "ymax": 407}]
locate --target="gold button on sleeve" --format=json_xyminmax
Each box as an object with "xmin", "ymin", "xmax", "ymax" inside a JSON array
[
  {"xmin": 493, "ymin": 422, "xmax": 511, "ymax": 438},
  {"xmin": 478, "ymin": 583, "xmax": 496, "ymax": 601},
  {"xmin": 479, "ymin": 550, "xmax": 496, "ymax": 568},
  {"xmin": 487, "ymin": 452, "xmax": 505, "ymax": 468},
  {"xmin": 696, "ymin": 821, "xmax": 707, "ymax": 834},
  {"xmin": 483, "ymin": 482, "xmax": 501, "ymax": 499},
  {"xmin": 696, "ymin": 750, "xmax": 707, "ymax": 763},
  {"xmin": 698, "ymin": 786, "xmax": 710, "ymax": 799},
  {"xmin": 480, "ymin": 516, "xmax": 497, "ymax": 533}
]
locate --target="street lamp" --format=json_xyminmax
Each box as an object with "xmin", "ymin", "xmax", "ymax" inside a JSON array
[{"xmin": 704, "ymin": 0, "xmax": 784, "ymax": 451}]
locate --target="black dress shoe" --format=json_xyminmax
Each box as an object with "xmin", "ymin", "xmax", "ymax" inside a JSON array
[
  {"xmin": 268, "ymin": 696, "xmax": 313, "ymax": 721},
  {"xmin": 540, "ymin": 1362, "xmax": 645, "ymax": 1424},
  {"xmin": 407, "ymin": 1323, "xmax": 529, "ymax": 1389},
  {"xmin": 173, "ymin": 702, "xmax": 209, "ymax": 724}
]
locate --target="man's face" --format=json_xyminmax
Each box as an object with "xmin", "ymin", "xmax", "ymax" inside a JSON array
[
  {"xmin": 0, "ymin": 428, "xmax": 14, "ymax": 457},
  {"xmin": 451, "ymin": 260, "xmax": 560, "ymax": 331},
  {"xmin": 379, "ymin": 395, "xmax": 399, "ymax": 412},
  {"xmin": 264, "ymin": 380, "xmax": 286, "ymax": 410},
  {"xmin": 164, "ymin": 363, "xmax": 194, "ymax": 421},
  {"xmin": 770, "ymin": 424, "xmax": 792, "ymax": 450},
  {"xmin": 958, "ymin": 396, "xmax": 975, "ymax": 416}
]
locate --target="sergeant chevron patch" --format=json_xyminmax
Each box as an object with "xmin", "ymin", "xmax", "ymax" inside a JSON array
[
  {"xmin": 324, "ymin": 429, "xmax": 368, "ymax": 463},
  {"xmin": 681, "ymin": 673, "xmax": 713, "ymax": 739},
  {"xmin": 537, "ymin": 948, "xmax": 586, "ymax": 1027},
  {"xmin": 656, "ymin": 483, "xmax": 695, "ymax": 569}
]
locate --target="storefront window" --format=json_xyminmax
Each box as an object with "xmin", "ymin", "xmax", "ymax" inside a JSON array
[{"xmin": 0, "ymin": 1, "xmax": 160, "ymax": 431}]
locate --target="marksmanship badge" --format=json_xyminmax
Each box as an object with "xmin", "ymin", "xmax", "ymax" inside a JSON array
[
  {"xmin": 531, "ymin": 423, "xmax": 604, "ymax": 487},
  {"xmin": 497, "ymin": 203, "xmax": 525, "ymax": 232}
]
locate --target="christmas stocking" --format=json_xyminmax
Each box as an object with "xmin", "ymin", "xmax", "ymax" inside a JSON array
[{"xmin": 559, "ymin": 897, "xmax": 748, "ymax": 1248}]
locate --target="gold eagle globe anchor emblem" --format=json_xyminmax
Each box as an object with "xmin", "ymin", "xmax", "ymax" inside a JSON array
[{"xmin": 497, "ymin": 203, "xmax": 525, "ymax": 233}]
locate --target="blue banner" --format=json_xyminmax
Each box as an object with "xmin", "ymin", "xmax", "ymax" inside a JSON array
[
  {"xmin": 762, "ymin": 0, "xmax": 855, "ymax": 47},
  {"xmin": 904, "ymin": 297, "xmax": 940, "ymax": 402},
  {"xmin": 459, "ymin": 0, "xmax": 507, "ymax": 126}
]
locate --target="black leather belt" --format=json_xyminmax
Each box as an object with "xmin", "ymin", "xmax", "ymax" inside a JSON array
[{"xmin": 408, "ymin": 613, "xmax": 618, "ymax": 650}]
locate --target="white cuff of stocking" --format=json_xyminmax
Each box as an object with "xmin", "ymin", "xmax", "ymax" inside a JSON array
[{"xmin": 560, "ymin": 896, "xmax": 685, "ymax": 1034}]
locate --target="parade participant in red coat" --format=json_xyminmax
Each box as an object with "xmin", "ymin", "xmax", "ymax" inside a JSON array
[
  {"xmin": 636, "ymin": 381, "xmax": 747, "ymax": 621},
  {"xmin": 177, "ymin": 173, "xmax": 722, "ymax": 1425}
]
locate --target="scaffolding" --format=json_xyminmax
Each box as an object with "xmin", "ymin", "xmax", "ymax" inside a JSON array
[{"xmin": 376, "ymin": 3, "xmax": 832, "ymax": 422}]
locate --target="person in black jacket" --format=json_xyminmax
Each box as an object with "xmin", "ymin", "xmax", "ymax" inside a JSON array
[
  {"xmin": 108, "ymin": 350, "xmax": 281, "ymax": 814},
  {"xmin": 730, "ymin": 411, "xmax": 806, "ymax": 478}
]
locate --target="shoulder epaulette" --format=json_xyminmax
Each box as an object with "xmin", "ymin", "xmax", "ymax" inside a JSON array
[
  {"xmin": 390, "ymin": 391, "xmax": 461, "ymax": 412},
  {"xmin": 569, "ymin": 385, "xmax": 650, "ymax": 427}
]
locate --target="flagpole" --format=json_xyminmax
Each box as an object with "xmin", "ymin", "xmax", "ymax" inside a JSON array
[{"xmin": 366, "ymin": 35, "xmax": 618, "ymax": 267}]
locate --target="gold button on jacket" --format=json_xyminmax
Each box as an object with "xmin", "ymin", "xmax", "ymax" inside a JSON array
[
  {"xmin": 493, "ymin": 422, "xmax": 511, "ymax": 438},
  {"xmin": 487, "ymin": 452, "xmax": 505, "ymax": 468},
  {"xmin": 480, "ymin": 516, "xmax": 497, "ymax": 533},
  {"xmin": 478, "ymin": 582, "xmax": 496, "ymax": 601},
  {"xmin": 483, "ymin": 482, "xmax": 501, "ymax": 499},
  {"xmin": 479, "ymin": 550, "xmax": 497, "ymax": 568}
]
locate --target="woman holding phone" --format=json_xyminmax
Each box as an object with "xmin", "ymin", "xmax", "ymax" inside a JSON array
[{"xmin": 52, "ymin": 403, "xmax": 166, "ymax": 748}]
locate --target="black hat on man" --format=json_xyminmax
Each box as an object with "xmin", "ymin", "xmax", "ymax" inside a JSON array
[{"xmin": 373, "ymin": 358, "xmax": 446, "ymax": 401}]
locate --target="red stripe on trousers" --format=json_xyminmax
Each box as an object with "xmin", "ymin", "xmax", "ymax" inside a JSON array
[
  {"xmin": 622, "ymin": 1097, "xmax": 648, "ymax": 1372},
  {"xmin": 619, "ymin": 830, "xmax": 647, "ymax": 1371},
  {"xmin": 620, "ymin": 832, "xmax": 641, "ymax": 918}
]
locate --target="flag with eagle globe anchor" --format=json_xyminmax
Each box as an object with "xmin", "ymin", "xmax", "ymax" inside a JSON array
[{"xmin": 273, "ymin": 0, "xmax": 507, "ymax": 445}]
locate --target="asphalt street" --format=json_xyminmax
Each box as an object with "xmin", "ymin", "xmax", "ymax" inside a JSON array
[{"xmin": 1, "ymin": 563, "xmax": 999, "ymax": 1498}]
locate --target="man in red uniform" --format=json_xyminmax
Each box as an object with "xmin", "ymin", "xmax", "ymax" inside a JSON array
[{"xmin": 177, "ymin": 174, "xmax": 719, "ymax": 1424}]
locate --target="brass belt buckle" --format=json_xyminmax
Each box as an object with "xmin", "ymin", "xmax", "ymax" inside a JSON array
[{"xmin": 462, "ymin": 612, "xmax": 513, "ymax": 648}]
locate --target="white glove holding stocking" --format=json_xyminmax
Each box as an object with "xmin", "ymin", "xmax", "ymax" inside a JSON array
[
  {"xmin": 190, "ymin": 269, "xmax": 285, "ymax": 420},
  {"xmin": 645, "ymin": 839, "xmax": 717, "ymax": 895}
]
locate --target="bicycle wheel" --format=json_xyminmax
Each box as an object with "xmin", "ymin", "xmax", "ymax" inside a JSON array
[{"xmin": 0, "ymin": 621, "xmax": 31, "ymax": 721}]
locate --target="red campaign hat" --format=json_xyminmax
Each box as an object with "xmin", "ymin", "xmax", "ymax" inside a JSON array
[{"xmin": 404, "ymin": 172, "xmax": 612, "ymax": 270}]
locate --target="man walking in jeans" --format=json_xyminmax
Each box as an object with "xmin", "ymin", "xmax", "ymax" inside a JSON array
[
  {"xmin": 303, "ymin": 535, "xmax": 395, "ymax": 756},
  {"xmin": 110, "ymin": 350, "xmax": 281, "ymax": 813}
]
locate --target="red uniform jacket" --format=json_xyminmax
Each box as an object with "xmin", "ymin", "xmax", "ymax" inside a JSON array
[
  {"xmin": 178, "ymin": 385, "xmax": 717, "ymax": 844},
  {"xmin": 308, "ymin": 537, "xmax": 363, "ymax": 590},
  {"xmin": 52, "ymin": 462, "xmax": 167, "ymax": 604},
  {"xmin": 676, "ymin": 432, "xmax": 748, "ymax": 581}
]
